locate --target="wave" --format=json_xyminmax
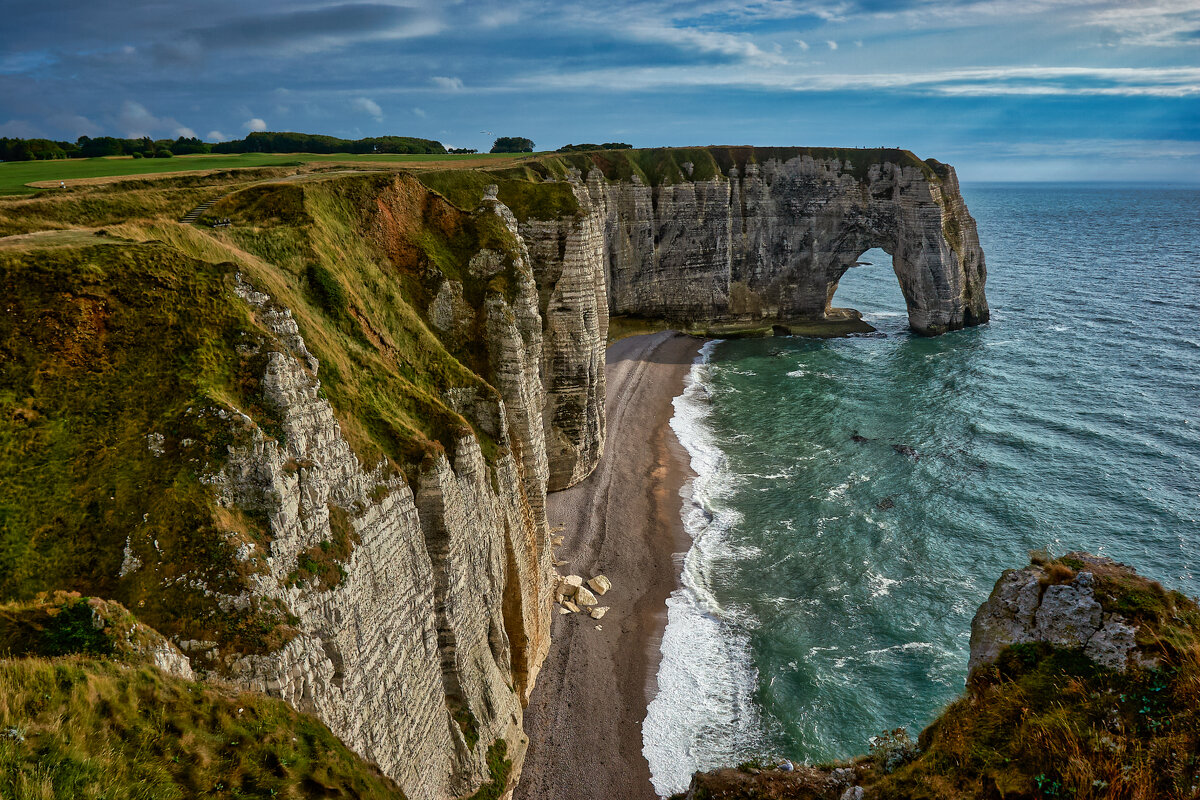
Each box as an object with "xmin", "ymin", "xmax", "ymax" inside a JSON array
[{"xmin": 644, "ymin": 340, "xmax": 766, "ymax": 797}]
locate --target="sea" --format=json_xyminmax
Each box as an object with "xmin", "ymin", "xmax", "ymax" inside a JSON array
[{"xmin": 642, "ymin": 183, "xmax": 1200, "ymax": 796}]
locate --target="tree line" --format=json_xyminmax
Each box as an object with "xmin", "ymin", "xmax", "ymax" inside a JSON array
[{"xmin": 0, "ymin": 131, "xmax": 446, "ymax": 162}]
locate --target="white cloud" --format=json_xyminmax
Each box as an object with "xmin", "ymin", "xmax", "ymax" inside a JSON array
[
  {"xmin": 116, "ymin": 100, "xmax": 193, "ymax": 139},
  {"xmin": 513, "ymin": 63, "xmax": 1200, "ymax": 97},
  {"xmin": 351, "ymin": 96, "xmax": 383, "ymax": 122},
  {"xmin": 244, "ymin": 118, "xmax": 268, "ymax": 132},
  {"xmin": 826, "ymin": 39, "xmax": 838, "ymax": 50},
  {"xmin": 796, "ymin": 39, "xmax": 810, "ymax": 50},
  {"xmin": 413, "ymin": 107, "xmax": 428, "ymax": 118},
  {"xmin": 624, "ymin": 22, "xmax": 782, "ymax": 64},
  {"xmin": 206, "ymin": 130, "xmax": 228, "ymax": 142},
  {"xmin": 1085, "ymin": 0, "xmax": 1200, "ymax": 46},
  {"xmin": 432, "ymin": 76, "xmax": 464, "ymax": 91},
  {"xmin": 854, "ymin": 40, "xmax": 863, "ymax": 47}
]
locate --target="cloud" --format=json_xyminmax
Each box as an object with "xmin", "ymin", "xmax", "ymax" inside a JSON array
[
  {"xmin": 174, "ymin": 3, "xmax": 443, "ymax": 59},
  {"xmin": 1084, "ymin": 0, "xmax": 1200, "ymax": 46},
  {"xmin": 622, "ymin": 21, "xmax": 782, "ymax": 64},
  {"xmin": 115, "ymin": 100, "xmax": 193, "ymax": 138},
  {"xmin": 513, "ymin": 63, "xmax": 1200, "ymax": 97},
  {"xmin": 206, "ymin": 130, "xmax": 229, "ymax": 142},
  {"xmin": 432, "ymin": 75, "xmax": 464, "ymax": 91},
  {"xmin": 351, "ymin": 96, "xmax": 383, "ymax": 121},
  {"xmin": 826, "ymin": 39, "xmax": 838, "ymax": 50},
  {"xmin": 244, "ymin": 118, "xmax": 268, "ymax": 132},
  {"xmin": 0, "ymin": 119, "xmax": 41, "ymax": 138},
  {"xmin": 413, "ymin": 107, "xmax": 428, "ymax": 118},
  {"xmin": 796, "ymin": 39, "xmax": 810, "ymax": 50}
]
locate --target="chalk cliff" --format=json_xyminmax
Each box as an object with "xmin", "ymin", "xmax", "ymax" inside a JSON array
[
  {"xmin": 0, "ymin": 147, "xmax": 988, "ymax": 800},
  {"xmin": 497, "ymin": 146, "xmax": 989, "ymax": 487}
]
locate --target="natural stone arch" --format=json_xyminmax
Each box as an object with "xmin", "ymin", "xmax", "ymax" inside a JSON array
[
  {"xmin": 826, "ymin": 247, "xmax": 909, "ymax": 327},
  {"xmin": 598, "ymin": 150, "xmax": 989, "ymax": 336}
]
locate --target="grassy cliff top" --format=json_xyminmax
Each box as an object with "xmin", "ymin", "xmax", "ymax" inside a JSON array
[{"xmin": 416, "ymin": 146, "xmax": 942, "ymax": 220}]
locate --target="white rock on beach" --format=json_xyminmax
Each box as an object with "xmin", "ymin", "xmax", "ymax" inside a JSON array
[
  {"xmin": 562, "ymin": 574, "xmax": 583, "ymax": 589},
  {"xmin": 587, "ymin": 575, "xmax": 611, "ymax": 596},
  {"xmin": 563, "ymin": 601, "xmax": 580, "ymax": 613},
  {"xmin": 589, "ymin": 606, "xmax": 608, "ymax": 620},
  {"xmin": 575, "ymin": 586, "xmax": 598, "ymax": 607},
  {"xmin": 558, "ymin": 606, "xmax": 572, "ymax": 615}
]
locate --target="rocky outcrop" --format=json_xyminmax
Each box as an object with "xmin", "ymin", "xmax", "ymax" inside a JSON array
[
  {"xmin": 198, "ymin": 276, "xmax": 543, "ymax": 800},
  {"xmin": 968, "ymin": 552, "xmax": 1149, "ymax": 673}
]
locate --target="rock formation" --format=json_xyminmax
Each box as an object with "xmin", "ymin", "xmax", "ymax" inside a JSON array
[
  {"xmin": 507, "ymin": 147, "xmax": 989, "ymax": 489},
  {"xmin": 0, "ymin": 147, "xmax": 990, "ymax": 800},
  {"xmin": 968, "ymin": 552, "xmax": 1150, "ymax": 674}
]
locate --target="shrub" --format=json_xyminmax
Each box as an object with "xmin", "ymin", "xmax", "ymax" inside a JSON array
[{"xmin": 306, "ymin": 263, "xmax": 349, "ymax": 318}]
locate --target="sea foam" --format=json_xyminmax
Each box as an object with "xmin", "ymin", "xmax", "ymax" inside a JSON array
[{"xmin": 643, "ymin": 340, "xmax": 766, "ymax": 796}]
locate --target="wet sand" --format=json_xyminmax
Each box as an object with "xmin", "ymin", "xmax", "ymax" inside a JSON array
[{"xmin": 514, "ymin": 331, "xmax": 701, "ymax": 800}]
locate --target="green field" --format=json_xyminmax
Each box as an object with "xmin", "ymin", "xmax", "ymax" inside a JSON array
[{"xmin": 0, "ymin": 151, "xmax": 518, "ymax": 195}]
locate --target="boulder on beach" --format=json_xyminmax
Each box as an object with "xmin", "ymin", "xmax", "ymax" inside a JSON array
[
  {"xmin": 587, "ymin": 575, "xmax": 611, "ymax": 595},
  {"xmin": 574, "ymin": 587, "xmax": 598, "ymax": 606},
  {"xmin": 589, "ymin": 606, "xmax": 608, "ymax": 620}
]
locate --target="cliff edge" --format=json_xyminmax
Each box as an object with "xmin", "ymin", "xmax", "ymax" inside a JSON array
[{"xmin": 675, "ymin": 552, "xmax": 1200, "ymax": 800}]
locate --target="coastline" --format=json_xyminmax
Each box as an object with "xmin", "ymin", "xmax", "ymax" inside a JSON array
[{"xmin": 514, "ymin": 331, "xmax": 701, "ymax": 800}]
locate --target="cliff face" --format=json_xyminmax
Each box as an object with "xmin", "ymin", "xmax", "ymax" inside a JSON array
[
  {"xmin": 511, "ymin": 147, "xmax": 988, "ymax": 486},
  {"xmin": 0, "ymin": 147, "xmax": 989, "ymax": 800}
]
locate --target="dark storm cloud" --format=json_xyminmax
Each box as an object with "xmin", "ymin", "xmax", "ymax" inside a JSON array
[{"xmin": 186, "ymin": 3, "xmax": 441, "ymax": 51}]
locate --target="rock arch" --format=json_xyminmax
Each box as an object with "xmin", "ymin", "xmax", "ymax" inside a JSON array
[{"xmin": 596, "ymin": 149, "xmax": 990, "ymax": 336}]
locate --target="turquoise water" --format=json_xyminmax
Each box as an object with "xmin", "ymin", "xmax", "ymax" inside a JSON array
[{"xmin": 643, "ymin": 184, "xmax": 1200, "ymax": 795}]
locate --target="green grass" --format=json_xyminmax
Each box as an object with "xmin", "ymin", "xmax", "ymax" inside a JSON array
[
  {"xmin": 0, "ymin": 593, "xmax": 404, "ymax": 799},
  {"xmin": 0, "ymin": 242, "xmax": 299, "ymax": 657},
  {"xmin": 0, "ymin": 152, "xmax": 519, "ymax": 196},
  {"xmin": 0, "ymin": 656, "xmax": 405, "ymax": 799},
  {"xmin": 0, "ymin": 168, "xmax": 529, "ymax": 668}
]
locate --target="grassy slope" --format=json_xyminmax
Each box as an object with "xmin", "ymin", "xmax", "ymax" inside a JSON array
[
  {"xmin": 0, "ymin": 152, "xmax": 521, "ymax": 196},
  {"xmin": 0, "ymin": 595, "xmax": 404, "ymax": 800},
  {"xmin": 0, "ymin": 167, "xmax": 533, "ymax": 668},
  {"xmin": 0, "ymin": 242, "xmax": 283, "ymax": 645}
]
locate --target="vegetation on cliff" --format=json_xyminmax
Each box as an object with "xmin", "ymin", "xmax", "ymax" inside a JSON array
[
  {"xmin": 675, "ymin": 553, "xmax": 1200, "ymax": 800},
  {"xmin": 0, "ymin": 595, "xmax": 404, "ymax": 799},
  {"xmin": 0, "ymin": 167, "xmax": 534, "ymax": 668}
]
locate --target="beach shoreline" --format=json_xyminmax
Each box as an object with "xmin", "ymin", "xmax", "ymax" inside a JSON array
[{"xmin": 513, "ymin": 331, "xmax": 701, "ymax": 800}]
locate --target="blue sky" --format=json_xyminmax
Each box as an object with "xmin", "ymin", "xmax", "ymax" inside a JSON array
[{"xmin": 1, "ymin": 0, "xmax": 1197, "ymax": 181}]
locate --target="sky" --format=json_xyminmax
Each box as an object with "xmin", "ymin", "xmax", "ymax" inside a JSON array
[{"xmin": 1, "ymin": 0, "xmax": 1197, "ymax": 182}]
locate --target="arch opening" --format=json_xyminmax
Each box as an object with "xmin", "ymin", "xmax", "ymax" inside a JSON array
[{"xmin": 829, "ymin": 248, "xmax": 910, "ymax": 335}]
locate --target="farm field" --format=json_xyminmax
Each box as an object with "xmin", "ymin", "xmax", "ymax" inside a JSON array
[{"xmin": 0, "ymin": 151, "xmax": 520, "ymax": 195}]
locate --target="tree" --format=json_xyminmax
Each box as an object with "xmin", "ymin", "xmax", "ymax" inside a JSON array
[{"xmin": 490, "ymin": 136, "xmax": 534, "ymax": 153}]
